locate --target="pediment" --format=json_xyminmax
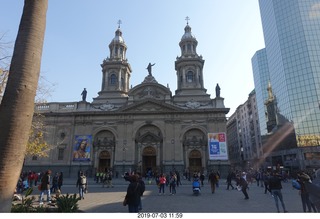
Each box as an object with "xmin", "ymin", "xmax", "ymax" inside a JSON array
[
  {"xmin": 119, "ymin": 99, "xmax": 181, "ymax": 113},
  {"xmin": 128, "ymin": 83, "xmax": 172, "ymax": 101}
]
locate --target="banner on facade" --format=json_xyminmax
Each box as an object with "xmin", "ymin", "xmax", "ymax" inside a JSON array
[
  {"xmin": 73, "ymin": 135, "xmax": 92, "ymax": 161},
  {"xmin": 208, "ymin": 132, "xmax": 228, "ymax": 160}
]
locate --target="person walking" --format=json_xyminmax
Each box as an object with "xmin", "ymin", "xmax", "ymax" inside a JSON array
[
  {"xmin": 237, "ymin": 172, "xmax": 249, "ymax": 199},
  {"xmin": 76, "ymin": 171, "xmax": 88, "ymax": 200},
  {"xmin": 226, "ymin": 170, "xmax": 235, "ymax": 190},
  {"xmin": 124, "ymin": 174, "xmax": 142, "ymax": 213},
  {"xmin": 200, "ymin": 172, "xmax": 205, "ymax": 187},
  {"xmin": 208, "ymin": 170, "xmax": 218, "ymax": 194},
  {"xmin": 268, "ymin": 171, "xmax": 288, "ymax": 213},
  {"xmin": 297, "ymin": 172, "xmax": 317, "ymax": 212},
  {"xmin": 39, "ymin": 169, "xmax": 52, "ymax": 205},
  {"xmin": 263, "ymin": 172, "xmax": 271, "ymax": 194},
  {"xmin": 158, "ymin": 173, "xmax": 166, "ymax": 195}
]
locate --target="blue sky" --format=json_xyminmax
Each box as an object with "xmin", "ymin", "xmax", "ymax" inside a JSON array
[{"xmin": 1, "ymin": 0, "xmax": 265, "ymax": 116}]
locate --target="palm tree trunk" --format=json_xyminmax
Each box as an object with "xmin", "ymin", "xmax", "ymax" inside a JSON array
[{"xmin": 0, "ymin": 0, "xmax": 48, "ymax": 212}]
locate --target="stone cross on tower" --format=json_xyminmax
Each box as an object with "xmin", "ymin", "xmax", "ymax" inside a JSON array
[
  {"xmin": 117, "ymin": 19, "xmax": 122, "ymax": 28},
  {"xmin": 185, "ymin": 16, "xmax": 190, "ymax": 25}
]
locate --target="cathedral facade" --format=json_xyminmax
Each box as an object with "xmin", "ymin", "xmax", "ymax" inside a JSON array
[{"xmin": 26, "ymin": 23, "xmax": 230, "ymax": 177}]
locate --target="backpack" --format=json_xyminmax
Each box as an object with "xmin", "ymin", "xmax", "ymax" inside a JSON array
[
  {"xmin": 292, "ymin": 179, "xmax": 301, "ymax": 190},
  {"xmin": 80, "ymin": 176, "xmax": 87, "ymax": 185}
]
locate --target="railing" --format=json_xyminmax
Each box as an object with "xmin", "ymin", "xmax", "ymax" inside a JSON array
[{"xmin": 35, "ymin": 102, "xmax": 79, "ymax": 112}]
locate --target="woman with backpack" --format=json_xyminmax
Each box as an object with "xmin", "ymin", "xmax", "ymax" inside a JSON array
[{"xmin": 76, "ymin": 171, "xmax": 88, "ymax": 199}]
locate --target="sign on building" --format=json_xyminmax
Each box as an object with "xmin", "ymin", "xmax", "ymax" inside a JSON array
[
  {"xmin": 208, "ymin": 132, "xmax": 228, "ymax": 160},
  {"xmin": 73, "ymin": 135, "xmax": 92, "ymax": 161}
]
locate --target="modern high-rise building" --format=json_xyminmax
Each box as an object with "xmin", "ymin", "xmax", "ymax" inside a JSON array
[
  {"xmin": 253, "ymin": 0, "xmax": 320, "ymax": 170},
  {"xmin": 259, "ymin": 0, "xmax": 320, "ymax": 145},
  {"xmin": 251, "ymin": 49, "xmax": 269, "ymax": 137}
]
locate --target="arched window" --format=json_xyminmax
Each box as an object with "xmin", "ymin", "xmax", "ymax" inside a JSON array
[
  {"xmin": 121, "ymin": 77, "xmax": 124, "ymax": 89},
  {"xmin": 187, "ymin": 44, "xmax": 191, "ymax": 52},
  {"xmin": 110, "ymin": 74, "xmax": 117, "ymax": 85},
  {"xmin": 186, "ymin": 71, "xmax": 194, "ymax": 82},
  {"xmin": 114, "ymin": 47, "xmax": 118, "ymax": 57}
]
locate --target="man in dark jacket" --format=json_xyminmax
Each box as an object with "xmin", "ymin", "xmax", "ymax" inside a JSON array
[
  {"xmin": 124, "ymin": 174, "xmax": 142, "ymax": 213},
  {"xmin": 136, "ymin": 172, "xmax": 145, "ymax": 211},
  {"xmin": 268, "ymin": 171, "xmax": 288, "ymax": 213}
]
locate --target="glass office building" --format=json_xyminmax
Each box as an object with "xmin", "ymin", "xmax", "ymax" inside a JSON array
[
  {"xmin": 252, "ymin": 49, "xmax": 270, "ymax": 137},
  {"xmin": 259, "ymin": 0, "xmax": 320, "ymax": 147}
]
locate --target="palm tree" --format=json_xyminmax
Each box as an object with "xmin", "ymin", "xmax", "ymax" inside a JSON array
[{"xmin": 0, "ymin": 0, "xmax": 48, "ymax": 212}]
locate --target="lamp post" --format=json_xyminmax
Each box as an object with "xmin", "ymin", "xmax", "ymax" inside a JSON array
[{"xmin": 122, "ymin": 146, "xmax": 127, "ymax": 174}]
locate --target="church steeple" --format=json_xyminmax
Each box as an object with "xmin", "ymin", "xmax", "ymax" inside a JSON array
[
  {"xmin": 92, "ymin": 20, "xmax": 132, "ymax": 104},
  {"xmin": 179, "ymin": 16, "xmax": 198, "ymax": 57},
  {"xmin": 174, "ymin": 17, "xmax": 209, "ymax": 101}
]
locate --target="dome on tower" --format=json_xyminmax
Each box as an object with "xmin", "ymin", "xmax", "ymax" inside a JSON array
[
  {"xmin": 112, "ymin": 28, "xmax": 124, "ymax": 43},
  {"xmin": 181, "ymin": 24, "xmax": 196, "ymax": 40}
]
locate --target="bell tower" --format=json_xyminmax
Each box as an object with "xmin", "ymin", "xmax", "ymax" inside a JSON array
[
  {"xmin": 93, "ymin": 20, "xmax": 132, "ymax": 104},
  {"xmin": 173, "ymin": 17, "xmax": 210, "ymax": 102}
]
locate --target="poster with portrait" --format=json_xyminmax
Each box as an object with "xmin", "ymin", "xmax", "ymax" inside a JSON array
[
  {"xmin": 73, "ymin": 135, "xmax": 92, "ymax": 161},
  {"xmin": 208, "ymin": 132, "xmax": 228, "ymax": 160}
]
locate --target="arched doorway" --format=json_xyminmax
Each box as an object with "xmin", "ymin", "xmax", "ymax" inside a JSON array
[
  {"xmin": 99, "ymin": 151, "xmax": 110, "ymax": 172},
  {"xmin": 189, "ymin": 150, "xmax": 202, "ymax": 174},
  {"xmin": 135, "ymin": 124, "xmax": 162, "ymax": 176},
  {"xmin": 93, "ymin": 130, "xmax": 115, "ymax": 173},
  {"xmin": 142, "ymin": 146, "xmax": 156, "ymax": 176},
  {"xmin": 182, "ymin": 128, "xmax": 206, "ymax": 173}
]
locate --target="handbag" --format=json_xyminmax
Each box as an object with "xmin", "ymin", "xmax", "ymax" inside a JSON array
[{"xmin": 38, "ymin": 184, "xmax": 42, "ymax": 191}]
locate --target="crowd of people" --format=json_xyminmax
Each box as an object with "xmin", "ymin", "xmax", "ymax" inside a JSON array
[{"xmin": 14, "ymin": 167, "xmax": 320, "ymax": 213}]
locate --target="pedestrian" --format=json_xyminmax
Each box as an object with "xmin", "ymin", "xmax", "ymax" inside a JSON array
[
  {"xmin": 136, "ymin": 172, "xmax": 145, "ymax": 211},
  {"xmin": 76, "ymin": 171, "xmax": 88, "ymax": 199},
  {"xmin": 176, "ymin": 171, "xmax": 182, "ymax": 187},
  {"xmin": 34, "ymin": 172, "xmax": 39, "ymax": 186},
  {"xmin": 50, "ymin": 172, "xmax": 59, "ymax": 193},
  {"xmin": 263, "ymin": 172, "xmax": 271, "ymax": 194},
  {"xmin": 237, "ymin": 172, "xmax": 249, "ymax": 199},
  {"xmin": 200, "ymin": 172, "xmax": 205, "ymax": 187},
  {"xmin": 58, "ymin": 172, "xmax": 63, "ymax": 191},
  {"xmin": 39, "ymin": 169, "xmax": 52, "ymax": 205},
  {"xmin": 226, "ymin": 170, "xmax": 235, "ymax": 190},
  {"xmin": 208, "ymin": 170, "xmax": 218, "ymax": 194},
  {"xmin": 305, "ymin": 168, "xmax": 320, "ymax": 212},
  {"xmin": 297, "ymin": 172, "xmax": 317, "ymax": 212},
  {"xmin": 124, "ymin": 174, "xmax": 142, "ymax": 213},
  {"xmin": 169, "ymin": 173, "xmax": 177, "ymax": 195},
  {"xmin": 268, "ymin": 171, "xmax": 288, "ymax": 213},
  {"xmin": 106, "ymin": 170, "xmax": 114, "ymax": 188},
  {"xmin": 158, "ymin": 173, "xmax": 166, "ymax": 195}
]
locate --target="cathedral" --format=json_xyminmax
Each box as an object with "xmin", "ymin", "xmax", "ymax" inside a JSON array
[{"xmin": 26, "ymin": 22, "xmax": 230, "ymax": 177}]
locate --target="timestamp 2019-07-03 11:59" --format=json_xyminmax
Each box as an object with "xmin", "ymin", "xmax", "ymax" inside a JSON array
[{"xmin": 137, "ymin": 213, "xmax": 183, "ymax": 218}]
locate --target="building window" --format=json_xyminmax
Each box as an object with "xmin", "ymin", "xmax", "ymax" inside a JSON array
[
  {"xmin": 110, "ymin": 74, "xmax": 117, "ymax": 85},
  {"xmin": 58, "ymin": 148, "xmax": 64, "ymax": 160},
  {"xmin": 121, "ymin": 77, "xmax": 124, "ymax": 89},
  {"xmin": 32, "ymin": 156, "xmax": 37, "ymax": 160},
  {"xmin": 187, "ymin": 44, "xmax": 191, "ymax": 52},
  {"xmin": 186, "ymin": 71, "xmax": 194, "ymax": 82}
]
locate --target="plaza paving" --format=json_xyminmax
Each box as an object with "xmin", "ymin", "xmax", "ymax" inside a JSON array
[{"xmin": 42, "ymin": 177, "xmax": 313, "ymax": 213}]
